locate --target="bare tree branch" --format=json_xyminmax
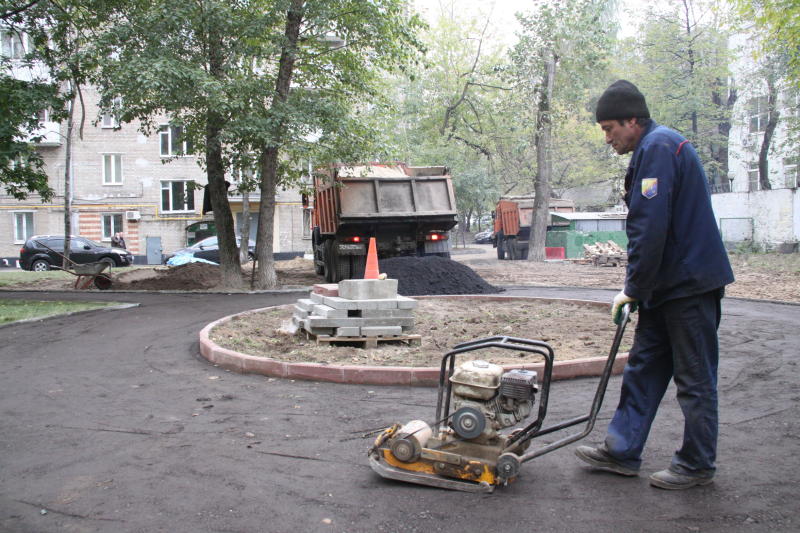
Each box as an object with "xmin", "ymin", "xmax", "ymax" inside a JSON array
[{"xmin": 1, "ymin": 0, "xmax": 41, "ymax": 20}]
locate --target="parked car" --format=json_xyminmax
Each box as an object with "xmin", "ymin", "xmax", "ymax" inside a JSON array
[
  {"xmin": 473, "ymin": 229, "xmax": 494, "ymax": 244},
  {"xmin": 162, "ymin": 236, "xmax": 256, "ymax": 265},
  {"xmin": 19, "ymin": 235, "xmax": 134, "ymax": 271}
]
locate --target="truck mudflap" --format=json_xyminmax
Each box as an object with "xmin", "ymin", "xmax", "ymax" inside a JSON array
[
  {"xmin": 424, "ymin": 239, "xmax": 451, "ymax": 255},
  {"xmin": 336, "ymin": 243, "xmax": 366, "ymax": 256}
]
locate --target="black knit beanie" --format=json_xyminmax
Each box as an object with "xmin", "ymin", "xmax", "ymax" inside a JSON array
[{"xmin": 595, "ymin": 80, "xmax": 650, "ymax": 122}]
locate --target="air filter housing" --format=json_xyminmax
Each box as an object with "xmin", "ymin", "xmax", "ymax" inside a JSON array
[{"xmin": 499, "ymin": 369, "xmax": 538, "ymax": 400}]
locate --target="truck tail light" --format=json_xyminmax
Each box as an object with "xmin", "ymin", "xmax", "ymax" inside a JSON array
[
  {"xmin": 426, "ymin": 232, "xmax": 448, "ymax": 241},
  {"xmin": 343, "ymin": 236, "xmax": 362, "ymax": 244}
]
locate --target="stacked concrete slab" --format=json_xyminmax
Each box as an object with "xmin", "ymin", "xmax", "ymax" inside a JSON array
[{"xmin": 290, "ymin": 279, "xmax": 418, "ymax": 339}]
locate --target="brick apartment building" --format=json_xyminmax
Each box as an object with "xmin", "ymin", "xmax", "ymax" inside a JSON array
[{"xmin": 1, "ymin": 86, "xmax": 310, "ymax": 266}]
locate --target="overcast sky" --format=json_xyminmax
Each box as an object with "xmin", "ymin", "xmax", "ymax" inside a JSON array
[{"xmin": 413, "ymin": 0, "xmax": 645, "ymax": 47}]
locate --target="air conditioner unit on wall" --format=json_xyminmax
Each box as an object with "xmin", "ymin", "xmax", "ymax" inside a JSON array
[{"xmin": 125, "ymin": 210, "xmax": 141, "ymax": 221}]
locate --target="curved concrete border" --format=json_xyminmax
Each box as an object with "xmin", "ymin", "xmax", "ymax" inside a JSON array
[{"xmin": 199, "ymin": 295, "xmax": 629, "ymax": 386}]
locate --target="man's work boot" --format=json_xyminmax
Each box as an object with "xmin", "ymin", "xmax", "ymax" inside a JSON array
[
  {"xmin": 649, "ymin": 469, "xmax": 714, "ymax": 490},
  {"xmin": 574, "ymin": 445, "xmax": 639, "ymax": 477}
]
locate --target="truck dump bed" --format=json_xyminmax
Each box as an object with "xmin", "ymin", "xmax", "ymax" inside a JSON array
[{"xmin": 314, "ymin": 164, "xmax": 458, "ymax": 233}]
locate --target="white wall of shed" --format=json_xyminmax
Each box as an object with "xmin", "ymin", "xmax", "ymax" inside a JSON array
[{"xmin": 712, "ymin": 189, "xmax": 799, "ymax": 246}]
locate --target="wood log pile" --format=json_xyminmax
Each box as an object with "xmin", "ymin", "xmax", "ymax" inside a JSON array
[{"xmin": 584, "ymin": 240, "xmax": 627, "ymax": 267}]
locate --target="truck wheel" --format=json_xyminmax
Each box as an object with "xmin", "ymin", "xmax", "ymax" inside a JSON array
[
  {"xmin": 496, "ymin": 233, "xmax": 506, "ymax": 260},
  {"xmin": 323, "ymin": 240, "xmax": 335, "ymax": 283},
  {"xmin": 506, "ymin": 238, "xmax": 518, "ymax": 260},
  {"xmin": 351, "ymin": 255, "xmax": 366, "ymax": 279},
  {"xmin": 327, "ymin": 242, "xmax": 352, "ymax": 283},
  {"xmin": 335, "ymin": 256, "xmax": 351, "ymax": 282},
  {"xmin": 312, "ymin": 228, "xmax": 324, "ymax": 275}
]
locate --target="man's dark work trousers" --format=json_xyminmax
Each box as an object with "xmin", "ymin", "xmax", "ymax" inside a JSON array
[{"xmin": 605, "ymin": 290, "xmax": 722, "ymax": 476}]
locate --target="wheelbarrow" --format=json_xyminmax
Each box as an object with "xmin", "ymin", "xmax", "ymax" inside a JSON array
[
  {"xmin": 32, "ymin": 239, "xmax": 114, "ymax": 290},
  {"xmin": 66, "ymin": 262, "xmax": 114, "ymax": 290}
]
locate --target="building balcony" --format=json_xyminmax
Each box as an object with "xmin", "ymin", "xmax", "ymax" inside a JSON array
[{"xmin": 27, "ymin": 122, "xmax": 62, "ymax": 146}]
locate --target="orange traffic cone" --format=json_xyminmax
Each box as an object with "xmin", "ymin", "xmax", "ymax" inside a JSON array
[{"xmin": 364, "ymin": 237, "xmax": 379, "ymax": 279}]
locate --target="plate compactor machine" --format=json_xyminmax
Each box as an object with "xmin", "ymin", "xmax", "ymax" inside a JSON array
[{"xmin": 368, "ymin": 305, "xmax": 632, "ymax": 493}]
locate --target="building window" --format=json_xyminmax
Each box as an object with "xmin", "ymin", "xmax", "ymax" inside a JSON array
[
  {"xmin": 102, "ymin": 154, "xmax": 123, "ymax": 184},
  {"xmin": 1, "ymin": 29, "xmax": 26, "ymax": 59},
  {"xmin": 748, "ymin": 96, "xmax": 769, "ymax": 134},
  {"xmin": 159, "ymin": 125, "xmax": 192, "ymax": 157},
  {"xmin": 13, "ymin": 212, "xmax": 34, "ymax": 243},
  {"xmin": 748, "ymin": 162, "xmax": 760, "ymax": 191},
  {"xmin": 785, "ymin": 156, "xmax": 799, "ymax": 188},
  {"xmin": 102, "ymin": 214, "xmax": 124, "ymax": 240},
  {"xmin": 101, "ymin": 97, "xmax": 122, "ymax": 128},
  {"xmin": 161, "ymin": 180, "xmax": 195, "ymax": 212}
]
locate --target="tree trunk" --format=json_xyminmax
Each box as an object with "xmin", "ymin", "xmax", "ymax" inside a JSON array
[
  {"xmin": 206, "ymin": 111, "xmax": 241, "ymax": 287},
  {"xmin": 758, "ymin": 75, "xmax": 779, "ymax": 191},
  {"xmin": 254, "ymin": 0, "xmax": 303, "ymax": 289},
  {"xmin": 255, "ymin": 148, "xmax": 278, "ymax": 288},
  {"xmin": 62, "ymin": 91, "xmax": 75, "ymax": 268},
  {"xmin": 206, "ymin": 29, "xmax": 241, "ymax": 287},
  {"xmin": 711, "ymin": 82, "xmax": 737, "ymax": 190},
  {"xmin": 528, "ymin": 51, "xmax": 555, "ymax": 263},
  {"xmin": 239, "ymin": 190, "xmax": 251, "ymax": 264}
]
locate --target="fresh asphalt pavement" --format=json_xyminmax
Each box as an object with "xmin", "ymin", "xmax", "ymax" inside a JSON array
[{"xmin": 0, "ymin": 287, "xmax": 797, "ymax": 533}]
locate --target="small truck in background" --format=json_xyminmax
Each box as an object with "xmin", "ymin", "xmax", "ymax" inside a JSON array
[
  {"xmin": 311, "ymin": 163, "xmax": 458, "ymax": 282},
  {"xmin": 493, "ymin": 196, "xmax": 575, "ymax": 260}
]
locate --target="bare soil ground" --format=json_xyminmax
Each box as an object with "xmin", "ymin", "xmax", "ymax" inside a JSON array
[
  {"xmin": 4, "ymin": 246, "xmax": 797, "ymax": 303},
  {"xmin": 210, "ymin": 298, "xmax": 635, "ymax": 367},
  {"xmin": 3, "ymin": 245, "xmax": 797, "ymax": 367},
  {"xmin": 463, "ymin": 249, "xmax": 800, "ymax": 303}
]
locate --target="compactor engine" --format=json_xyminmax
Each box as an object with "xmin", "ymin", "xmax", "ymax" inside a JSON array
[{"xmin": 449, "ymin": 361, "xmax": 538, "ymax": 441}]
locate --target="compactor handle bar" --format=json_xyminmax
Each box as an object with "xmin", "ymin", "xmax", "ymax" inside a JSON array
[{"xmin": 509, "ymin": 303, "xmax": 633, "ymax": 462}]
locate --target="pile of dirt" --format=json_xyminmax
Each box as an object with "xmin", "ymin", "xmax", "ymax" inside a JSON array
[
  {"xmin": 113, "ymin": 262, "xmax": 221, "ymax": 291},
  {"xmin": 380, "ymin": 256, "xmax": 500, "ymax": 296}
]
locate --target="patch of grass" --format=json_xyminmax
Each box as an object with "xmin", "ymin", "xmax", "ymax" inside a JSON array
[
  {"xmin": 0, "ymin": 298, "xmax": 115, "ymax": 324},
  {"xmin": 0, "ymin": 270, "xmax": 73, "ymax": 287}
]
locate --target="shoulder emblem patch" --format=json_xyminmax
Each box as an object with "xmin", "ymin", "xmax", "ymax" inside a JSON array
[{"xmin": 642, "ymin": 178, "xmax": 658, "ymax": 199}]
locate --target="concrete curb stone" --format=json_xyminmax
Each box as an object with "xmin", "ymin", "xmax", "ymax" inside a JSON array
[{"xmin": 198, "ymin": 295, "xmax": 629, "ymax": 386}]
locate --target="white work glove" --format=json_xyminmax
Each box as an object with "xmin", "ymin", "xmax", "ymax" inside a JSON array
[{"xmin": 611, "ymin": 291, "xmax": 637, "ymax": 325}]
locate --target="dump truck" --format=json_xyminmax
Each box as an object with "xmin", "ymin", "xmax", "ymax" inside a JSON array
[
  {"xmin": 311, "ymin": 163, "xmax": 458, "ymax": 282},
  {"xmin": 492, "ymin": 196, "xmax": 575, "ymax": 260}
]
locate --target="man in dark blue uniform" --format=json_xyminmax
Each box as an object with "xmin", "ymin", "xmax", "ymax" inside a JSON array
[{"xmin": 575, "ymin": 80, "xmax": 734, "ymax": 490}]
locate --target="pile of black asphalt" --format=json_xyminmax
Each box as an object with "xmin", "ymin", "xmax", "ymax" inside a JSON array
[{"xmin": 379, "ymin": 255, "xmax": 501, "ymax": 296}]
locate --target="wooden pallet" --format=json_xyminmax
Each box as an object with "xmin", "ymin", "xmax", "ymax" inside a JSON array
[{"xmin": 313, "ymin": 334, "xmax": 422, "ymax": 348}]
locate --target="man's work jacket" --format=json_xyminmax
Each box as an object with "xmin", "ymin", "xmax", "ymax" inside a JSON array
[{"xmin": 623, "ymin": 121, "xmax": 734, "ymax": 309}]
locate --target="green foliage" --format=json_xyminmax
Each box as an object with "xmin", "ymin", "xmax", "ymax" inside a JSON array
[
  {"xmin": 93, "ymin": 0, "xmax": 423, "ymax": 183},
  {"xmin": 0, "ymin": 74, "xmax": 61, "ymax": 199},
  {"xmin": 2, "ymin": 0, "xmax": 120, "ymax": 202},
  {"xmin": 514, "ymin": 0, "xmax": 614, "ymax": 106},
  {"xmin": 510, "ymin": 0, "xmax": 617, "ymax": 195},
  {"xmin": 361, "ymin": 3, "xmax": 506, "ymax": 221},
  {"xmin": 551, "ymin": 112, "xmax": 628, "ymax": 196},
  {"xmin": 609, "ymin": 0, "xmax": 735, "ymax": 183},
  {"xmin": 736, "ymin": 0, "xmax": 800, "ymax": 89}
]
